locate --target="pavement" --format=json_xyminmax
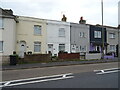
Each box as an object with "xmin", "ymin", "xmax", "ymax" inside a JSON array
[{"xmin": 2, "ymin": 58, "xmax": 119, "ymax": 71}]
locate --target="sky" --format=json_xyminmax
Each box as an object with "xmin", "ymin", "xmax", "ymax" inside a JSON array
[{"xmin": 0, "ymin": 0, "xmax": 119, "ymax": 27}]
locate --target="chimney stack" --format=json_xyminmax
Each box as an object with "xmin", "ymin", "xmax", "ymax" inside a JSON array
[
  {"xmin": 79, "ymin": 16, "xmax": 86, "ymax": 24},
  {"xmin": 61, "ymin": 14, "xmax": 67, "ymax": 22}
]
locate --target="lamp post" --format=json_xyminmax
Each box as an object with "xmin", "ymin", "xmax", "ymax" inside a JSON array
[
  {"xmin": 101, "ymin": 0, "xmax": 104, "ymax": 59},
  {"xmin": 118, "ymin": 25, "xmax": 120, "ymax": 61}
]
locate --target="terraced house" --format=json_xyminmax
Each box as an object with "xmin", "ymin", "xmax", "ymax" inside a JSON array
[
  {"xmin": 0, "ymin": 8, "xmax": 17, "ymax": 64},
  {"xmin": 1, "ymin": 8, "xmax": 119, "ymax": 64},
  {"xmin": 70, "ymin": 23, "xmax": 89, "ymax": 59},
  {"xmin": 46, "ymin": 20, "xmax": 70, "ymax": 56},
  {"xmin": 16, "ymin": 16, "xmax": 47, "ymax": 58},
  {"xmin": 106, "ymin": 26, "xmax": 118, "ymax": 56}
]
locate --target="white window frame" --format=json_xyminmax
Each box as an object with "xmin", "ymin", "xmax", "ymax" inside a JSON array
[
  {"xmin": 80, "ymin": 32, "xmax": 85, "ymax": 38},
  {"xmin": 34, "ymin": 25, "xmax": 42, "ymax": 35},
  {"xmin": 59, "ymin": 28, "xmax": 65, "ymax": 37},
  {"xmin": 94, "ymin": 31, "xmax": 101, "ymax": 38},
  {"xmin": 80, "ymin": 45, "xmax": 86, "ymax": 52},
  {"xmin": 109, "ymin": 33, "xmax": 115, "ymax": 39},
  {"xmin": 59, "ymin": 44, "xmax": 65, "ymax": 52},
  {"xmin": 34, "ymin": 42, "xmax": 41, "ymax": 52},
  {"xmin": 110, "ymin": 45, "xmax": 116, "ymax": 51},
  {"xmin": 0, "ymin": 41, "xmax": 3, "ymax": 52}
]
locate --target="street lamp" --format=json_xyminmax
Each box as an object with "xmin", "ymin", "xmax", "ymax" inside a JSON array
[
  {"xmin": 101, "ymin": 0, "xmax": 104, "ymax": 59},
  {"xmin": 118, "ymin": 25, "xmax": 120, "ymax": 61}
]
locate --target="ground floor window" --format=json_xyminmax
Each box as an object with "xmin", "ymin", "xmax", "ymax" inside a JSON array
[
  {"xmin": 34, "ymin": 42, "xmax": 41, "ymax": 52},
  {"xmin": 0, "ymin": 41, "xmax": 3, "ymax": 52},
  {"xmin": 110, "ymin": 45, "xmax": 116, "ymax": 51},
  {"xmin": 80, "ymin": 45, "xmax": 86, "ymax": 52},
  {"xmin": 59, "ymin": 44, "xmax": 65, "ymax": 52}
]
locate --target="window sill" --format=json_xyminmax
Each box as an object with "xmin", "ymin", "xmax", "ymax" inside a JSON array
[
  {"xmin": 109, "ymin": 38, "xmax": 115, "ymax": 39},
  {"xmin": 34, "ymin": 34, "xmax": 42, "ymax": 36},
  {"xmin": 0, "ymin": 28, "xmax": 4, "ymax": 30},
  {"xmin": 0, "ymin": 51, "xmax": 3, "ymax": 53},
  {"xmin": 59, "ymin": 36, "xmax": 65, "ymax": 37}
]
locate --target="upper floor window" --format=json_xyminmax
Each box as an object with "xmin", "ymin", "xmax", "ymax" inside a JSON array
[
  {"xmin": 59, "ymin": 28, "xmax": 65, "ymax": 37},
  {"xmin": 109, "ymin": 33, "xmax": 115, "ymax": 39},
  {"xmin": 80, "ymin": 32, "xmax": 85, "ymax": 38},
  {"xmin": 34, "ymin": 25, "xmax": 42, "ymax": 35},
  {"xmin": 0, "ymin": 41, "xmax": 3, "ymax": 52},
  {"xmin": 94, "ymin": 31, "xmax": 101, "ymax": 38},
  {"xmin": 0, "ymin": 18, "xmax": 3, "ymax": 28},
  {"xmin": 34, "ymin": 42, "xmax": 41, "ymax": 52},
  {"xmin": 110, "ymin": 45, "xmax": 116, "ymax": 51}
]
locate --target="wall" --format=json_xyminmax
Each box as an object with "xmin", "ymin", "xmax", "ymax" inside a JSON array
[
  {"xmin": 23, "ymin": 54, "xmax": 51, "ymax": 62},
  {"xmin": 16, "ymin": 16, "xmax": 47, "ymax": 55},
  {"xmin": 86, "ymin": 53, "xmax": 102, "ymax": 60},
  {"xmin": 106, "ymin": 27, "xmax": 118, "ymax": 54},
  {"xmin": 0, "ymin": 18, "xmax": 16, "ymax": 64},
  {"xmin": 46, "ymin": 20, "xmax": 70, "ymax": 56},
  {"xmin": 70, "ymin": 23, "xmax": 89, "ymax": 53},
  {"xmin": 0, "ymin": 18, "xmax": 16, "ymax": 56},
  {"xmin": 58, "ymin": 53, "xmax": 80, "ymax": 60}
]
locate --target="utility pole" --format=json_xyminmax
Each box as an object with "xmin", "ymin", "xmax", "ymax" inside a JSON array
[
  {"xmin": 118, "ymin": 25, "xmax": 120, "ymax": 61},
  {"xmin": 101, "ymin": 0, "xmax": 104, "ymax": 59}
]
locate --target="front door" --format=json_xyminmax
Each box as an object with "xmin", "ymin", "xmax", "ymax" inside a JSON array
[
  {"xmin": 71, "ymin": 44, "xmax": 76, "ymax": 53},
  {"xmin": 19, "ymin": 41, "xmax": 26, "ymax": 58},
  {"xmin": 48, "ymin": 44, "xmax": 53, "ymax": 55}
]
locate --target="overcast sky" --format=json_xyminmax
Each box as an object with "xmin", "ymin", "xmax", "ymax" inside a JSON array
[{"xmin": 0, "ymin": 0, "xmax": 119, "ymax": 27}]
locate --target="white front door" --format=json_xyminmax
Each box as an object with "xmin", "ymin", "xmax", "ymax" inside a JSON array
[
  {"xmin": 48, "ymin": 44, "xmax": 53, "ymax": 55},
  {"xmin": 19, "ymin": 41, "xmax": 26, "ymax": 58},
  {"xmin": 71, "ymin": 44, "xmax": 76, "ymax": 53}
]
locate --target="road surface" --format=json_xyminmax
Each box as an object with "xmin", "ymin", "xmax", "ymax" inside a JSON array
[{"xmin": 1, "ymin": 62, "xmax": 119, "ymax": 88}]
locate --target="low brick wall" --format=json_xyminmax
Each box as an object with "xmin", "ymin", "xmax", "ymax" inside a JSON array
[
  {"xmin": 86, "ymin": 53, "xmax": 102, "ymax": 60},
  {"xmin": 58, "ymin": 53, "xmax": 80, "ymax": 60},
  {"xmin": 23, "ymin": 54, "xmax": 51, "ymax": 62},
  {"xmin": 0, "ymin": 55, "xmax": 10, "ymax": 65}
]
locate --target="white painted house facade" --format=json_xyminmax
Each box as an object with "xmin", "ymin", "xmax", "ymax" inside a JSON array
[
  {"xmin": 46, "ymin": 20, "xmax": 70, "ymax": 56},
  {"xmin": 0, "ymin": 8, "xmax": 17, "ymax": 64}
]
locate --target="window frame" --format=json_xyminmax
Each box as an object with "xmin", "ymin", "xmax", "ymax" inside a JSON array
[
  {"xmin": 34, "ymin": 42, "xmax": 41, "ymax": 52},
  {"xmin": 110, "ymin": 45, "xmax": 116, "ymax": 51},
  {"xmin": 59, "ymin": 44, "xmax": 65, "ymax": 52},
  {"xmin": 109, "ymin": 33, "xmax": 115, "ymax": 39},
  {"xmin": 80, "ymin": 45, "xmax": 86, "ymax": 52},
  {"xmin": 59, "ymin": 28, "xmax": 65, "ymax": 37},
  {"xmin": 80, "ymin": 32, "xmax": 85, "ymax": 38},
  {"xmin": 94, "ymin": 31, "xmax": 101, "ymax": 38},
  {"xmin": 0, "ymin": 41, "xmax": 3, "ymax": 52},
  {"xmin": 34, "ymin": 25, "xmax": 42, "ymax": 35}
]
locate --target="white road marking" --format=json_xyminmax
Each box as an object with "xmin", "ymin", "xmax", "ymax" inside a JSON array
[
  {"xmin": 94, "ymin": 68, "xmax": 120, "ymax": 75},
  {"xmin": 101, "ymin": 70, "xmax": 104, "ymax": 73},
  {"xmin": 96, "ymin": 70, "xmax": 120, "ymax": 75},
  {"xmin": 94, "ymin": 68, "xmax": 119, "ymax": 72},
  {"xmin": 1, "ymin": 73, "xmax": 72, "ymax": 84},
  {"xmin": 4, "ymin": 82, "xmax": 11, "ymax": 86},
  {"xmin": 0, "ymin": 73, "xmax": 74, "ymax": 87}
]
